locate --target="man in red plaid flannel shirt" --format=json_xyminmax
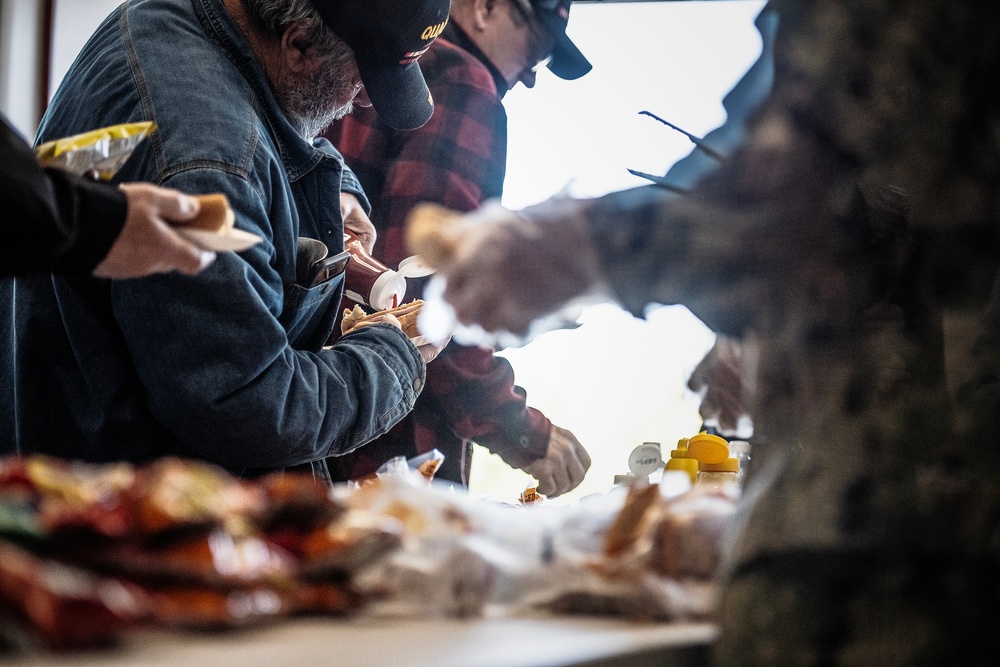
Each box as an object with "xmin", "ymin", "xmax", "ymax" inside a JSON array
[{"xmin": 323, "ymin": 0, "xmax": 592, "ymax": 497}]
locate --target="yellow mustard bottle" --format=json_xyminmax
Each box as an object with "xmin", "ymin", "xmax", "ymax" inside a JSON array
[
  {"xmin": 664, "ymin": 437, "xmax": 699, "ymax": 485},
  {"xmin": 688, "ymin": 432, "xmax": 741, "ymax": 495}
]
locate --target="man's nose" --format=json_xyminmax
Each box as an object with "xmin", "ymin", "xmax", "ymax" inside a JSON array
[{"xmin": 520, "ymin": 68, "xmax": 537, "ymax": 89}]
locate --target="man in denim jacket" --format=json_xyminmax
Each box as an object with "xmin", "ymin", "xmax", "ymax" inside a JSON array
[{"xmin": 0, "ymin": 0, "xmax": 450, "ymax": 480}]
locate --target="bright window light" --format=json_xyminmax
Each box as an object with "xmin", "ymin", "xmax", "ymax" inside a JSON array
[{"xmin": 469, "ymin": 1, "xmax": 767, "ymax": 504}]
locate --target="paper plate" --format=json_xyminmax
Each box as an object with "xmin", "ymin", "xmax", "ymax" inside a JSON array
[{"xmin": 177, "ymin": 227, "xmax": 262, "ymax": 252}]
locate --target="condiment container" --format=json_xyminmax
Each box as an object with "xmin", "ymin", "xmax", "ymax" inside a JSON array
[{"xmin": 343, "ymin": 231, "xmax": 407, "ymax": 310}]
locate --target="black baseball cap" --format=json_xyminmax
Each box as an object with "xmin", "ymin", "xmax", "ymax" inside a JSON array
[
  {"xmin": 309, "ymin": 0, "xmax": 451, "ymax": 130},
  {"xmin": 530, "ymin": 0, "xmax": 591, "ymax": 80}
]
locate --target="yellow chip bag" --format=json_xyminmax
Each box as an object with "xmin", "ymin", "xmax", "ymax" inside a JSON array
[{"xmin": 35, "ymin": 121, "xmax": 156, "ymax": 180}]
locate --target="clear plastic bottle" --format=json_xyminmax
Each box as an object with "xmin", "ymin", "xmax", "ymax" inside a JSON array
[
  {"xmin": 728, "ymin": 440, "xmax": 751, "ymax": 485},
  {"xmin": 694, "ymin": 458, "xmax": 741, "ymax": 497}
]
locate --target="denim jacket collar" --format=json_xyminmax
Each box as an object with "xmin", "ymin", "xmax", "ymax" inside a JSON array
[{"xmin": 193, "ymin": 0, "xmax": 326, "ymax": 182}]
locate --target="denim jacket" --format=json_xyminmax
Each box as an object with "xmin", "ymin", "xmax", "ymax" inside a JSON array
[{"xmin": 0, "ymin": 0, "xmax": 424, "ymax": 475}]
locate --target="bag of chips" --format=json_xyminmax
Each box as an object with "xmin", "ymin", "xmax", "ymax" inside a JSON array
[{"xmin": 34, "ymin": 121, "xmax": 156, "ymax": 180}]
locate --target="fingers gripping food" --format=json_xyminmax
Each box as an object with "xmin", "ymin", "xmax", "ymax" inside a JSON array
[
  {"xmin": 176, "ymin": 193, "xmax": 260, "ymax": 252},
  {"xmin": 341, "ymin": 299, "xmax": 424, "ymax": 338}
]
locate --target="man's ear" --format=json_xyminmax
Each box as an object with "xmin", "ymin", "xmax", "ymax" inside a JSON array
[
  {"xmin": 471, "ymin": 0, "xmax": 499, "ymax": 32},
  {"xmin": 280, "ymin": 22, "xmax": 314, "ymax": 74}
]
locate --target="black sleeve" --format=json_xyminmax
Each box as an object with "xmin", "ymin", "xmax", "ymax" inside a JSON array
[{"xmin": 1, "ymin": 115, "xmax": 127, "ymax": 277}]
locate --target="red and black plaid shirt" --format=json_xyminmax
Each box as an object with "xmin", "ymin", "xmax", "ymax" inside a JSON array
[{"xmin": 323, "ymin": 31, "xmax": 551, "ymax": 486}]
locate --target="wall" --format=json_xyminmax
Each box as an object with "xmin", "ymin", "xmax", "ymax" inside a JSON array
[
  {"xmin": 49, "ymin": 0, "xmax": 122, "ymax": 99},
  {"xmin": 0, "ymin": 0, "xmax": 121, "ymax": 140},
  {"xmin": 0, "ymin": 0, "xmax": 46, "ymax": 138}
]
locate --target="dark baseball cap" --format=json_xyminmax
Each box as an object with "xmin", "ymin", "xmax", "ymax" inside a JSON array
[
  {"xmin": 309, "ymin": 0, "xmax": 451, "ymax": 130},
  {"xmin": 530, "ymin": 0, "xmax": 591, "ymax": 80}
]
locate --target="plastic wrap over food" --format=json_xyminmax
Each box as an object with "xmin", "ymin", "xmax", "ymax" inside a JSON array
[
  {"xmin": 525, "ymin": 480, "xmax": 730, "ymax": 620},
  {"xmin": 340, "ymin": 473, "xmax": 735, "ymax": 621},
  {"xmin": 34, "ymin": 122, "xmax": 156, "ymax": 180},
  {"xmin": 338, "ymin": 473, "xmax": 559, "ymax": 618}
]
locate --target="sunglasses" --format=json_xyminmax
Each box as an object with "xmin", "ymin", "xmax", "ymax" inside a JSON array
[{"xmin": 508, "ymin": 0, "xmax": 555, "ymax": 70}]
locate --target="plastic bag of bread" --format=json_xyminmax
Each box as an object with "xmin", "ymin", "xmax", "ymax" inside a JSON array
[
  {"xmin": 337, "ymin": 472, "xmax": 572, "ymax": 618},
  {"xmin": 345, "ymin": 449, "xmax": 445, "ymax": 488},
  {"xmin": 0, "ymin": 456, "xmax": 265, "ymax": 541},
  {"xmin": 407, "ymin": 449, "xmax": 445, "ymax": 481},
  {"xmin": 280, "ymin": 509, "xmax": 403, "ymax": 578},
  {"xmin": 649, "ymin": 490, "xmax": 737, "ymax": 580},
  {"xmin": 0, "ymin": 541, "xmax": 150, "ymax": 650},
  {"xmin": 515, "ymin": 480, "xmax": 727, "ymax": 620},
  {"xmin": 73, "ymin": 529, "xmax": 297, "ymax": 587}
]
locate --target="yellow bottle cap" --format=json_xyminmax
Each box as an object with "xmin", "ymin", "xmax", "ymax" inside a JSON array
[
  {"xmin": 664, "ymin": 438, "xmax": 697, "ymax": 484},
  {"xmin": 698, "ymin": 457, "xmax": 740, "ymax": 473},
  {"xmin": 688, "ymin": 432, "xmax": 730, "ymax": 464},
  {"xmin": 668, "ymin": 437, "xmax": 692, "ymax": 459}
]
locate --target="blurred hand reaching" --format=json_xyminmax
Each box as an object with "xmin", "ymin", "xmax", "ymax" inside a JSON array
[
  {"xmin": 412, "ymin": 199, "xmax": 603, "ymax": 336},
  {"xmin": 687, "ymin": 336, "xmax": 752, "ymax": 435},
  {"xmin": 521, "ymin": 425, "xmax": 591, "ymax": 498}
]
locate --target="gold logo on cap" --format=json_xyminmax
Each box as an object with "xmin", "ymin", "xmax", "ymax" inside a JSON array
[{"xmin": 421, "ymin": 19, "xmax": 448, "ymax": 41}]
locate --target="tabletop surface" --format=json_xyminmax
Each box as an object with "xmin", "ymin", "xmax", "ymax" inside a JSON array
[{"xmin": 2, "ymin": 615, "xmax": 717, "ymax": 667}]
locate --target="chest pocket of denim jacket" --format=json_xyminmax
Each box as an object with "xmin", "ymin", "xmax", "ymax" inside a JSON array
[{"xmin": 280, "ymin": 273, "xmax": 345, "ymax": 352}]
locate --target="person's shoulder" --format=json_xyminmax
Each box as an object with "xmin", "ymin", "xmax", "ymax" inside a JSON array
[{"xmin": 422, "ymin": 39, "xmax": 497, "ymax": 97}]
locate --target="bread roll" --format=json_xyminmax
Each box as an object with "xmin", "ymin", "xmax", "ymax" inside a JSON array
[
  {"xmin": 404, "ymin": 202, "xmax": 463, "ymax": 269},
  {"xmin": 341, "ymin": 300, "xmax": 423, "ymax": 339},
  {"xmin": 602, "ymin": 482, "xmax": 662, "ymax": 559},
  {"xmin": 188, "ymin": 194, "xmax": 235, "ymax": 234}
]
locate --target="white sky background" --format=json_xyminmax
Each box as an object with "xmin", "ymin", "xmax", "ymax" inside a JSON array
[
  {"xmin": 502, "ymin": 0, "xmax": 767, "ymax": 208},
  {"xmin": 469, "ymin": 0, "xmax": 767, "ymax": 503}
]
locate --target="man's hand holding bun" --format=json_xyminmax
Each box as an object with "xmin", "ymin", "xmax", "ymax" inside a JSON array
[
  {"xmin": 341, "ymin": 300, "xmax": 448, "ymax": 363},
  {"xmin": 341, "ymin": 299, "xmax": 424, "ymax": 337}
]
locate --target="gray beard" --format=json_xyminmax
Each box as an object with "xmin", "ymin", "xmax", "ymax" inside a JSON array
[
  {"xmin": 287, "ymin": 99, "xmax": 352, "ymax": 141},
  {"xmin": 277, "ymin": 56, "xmax": 355, "ymax": 140}
]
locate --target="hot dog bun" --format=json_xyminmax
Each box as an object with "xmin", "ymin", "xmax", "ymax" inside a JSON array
[
  {"xmin": 342, "ymin": 300, "xmax": 423, "ymax": 339},
  {"xmin": 404, "ymin": 203, "xmax": 463, "ymax": 269},
  {"xmin": 187, "ymin": 194, "xmax": 235, "ymax": 235}
]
